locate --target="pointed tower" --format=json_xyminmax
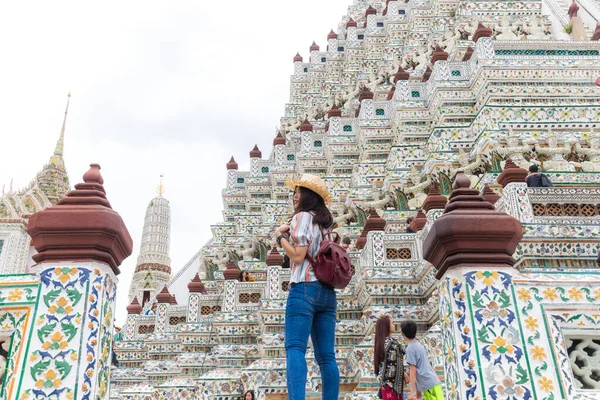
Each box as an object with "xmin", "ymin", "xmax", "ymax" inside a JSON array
[
  {"xmin": 128, "ymin": 175, "xmax": 172, "ymax": 306},
  {"xmin": 36, "ymin": 92, "xmax": 71, "ymax": 205}
]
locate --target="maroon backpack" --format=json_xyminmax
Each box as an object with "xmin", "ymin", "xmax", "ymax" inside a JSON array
[{"xmin": 307, "ymin": 229, "xmax": 353, "ymax": 289}]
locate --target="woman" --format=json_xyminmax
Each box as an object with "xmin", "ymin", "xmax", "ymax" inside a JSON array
[
  {"xmin": 275, "ymin": 173, "xmax": 339, "ymax": 400},
  {"xmin": 239, "ymin": 270, "xmax": 256, "ymax": 282},
  {"xmin": 243, "ymin": 390, "xmax": 255, "ymax": 400},
  {"xmin": 374, "ymin": 316, "xmax": 407, "ymax": 400}
]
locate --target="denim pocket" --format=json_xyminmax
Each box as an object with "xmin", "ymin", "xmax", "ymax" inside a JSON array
[{"xmin": 303, "ymin": 282, "xmax": 323, "ymax": 305}]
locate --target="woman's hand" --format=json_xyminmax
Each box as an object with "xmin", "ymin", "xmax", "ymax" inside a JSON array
[{"xmin": 275, "ymin": 224, "xmax": 290, "ymax": 237}]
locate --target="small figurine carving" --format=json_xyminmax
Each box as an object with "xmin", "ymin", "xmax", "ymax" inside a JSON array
[
  {"xmin": 496, "ymin": 16, "xmax": 518, "ymax": 40},
  {"xmin": 495, "ymin": 135, "xmax": 538, "ymax": 170},
  {"xmin": 404, "ymin": 167, "xmax": 432, "ymax": 209},
  {"xmin": 536, "ymin": 133, "xmax": 576, "ymax": 171},
  {"xmin": 452, "ymin": 149, "xmax": 485, "ymax": 188},
  {"xmin": 573, "ymin": 133, "xmax": 600, "ymax": 171}
]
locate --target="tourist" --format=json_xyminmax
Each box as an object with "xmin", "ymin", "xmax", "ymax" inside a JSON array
[
  {"xmin": 244, "ymin": 390, "xmax": 255, "ymax": 400},
  {"xmin": 406, "ymin": 218, "xmax": 415, "ymax": 233},
  {"xmin": 275, "ymin": 174, "xmax": 339, "ymax": 400},
  {"xmin": 145, "ymin": 302, "xmax": 158, "ymax": 315},
  {"xmin": 401, "ymin": 320, "xmax": 443, "ymax": 400},
  {"xmin": 526, "ymin": 165, "xmax": 553, "ymax": 187},
  {"xmin": 239, "ymin": 270, "xmax": 256, "ymax": 282},
  {"xmin": 342, "ymin": 237, "xmax": 351, "ymax": 250},
  {"xmin": 374, "ymin": 316, "xmax": 407, "ymax": 400},
  {"xmin": 111, "ymin": 326, "xmax": 123, "ymax": 367}
]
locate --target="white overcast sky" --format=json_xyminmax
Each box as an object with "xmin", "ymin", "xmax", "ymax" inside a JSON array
[{"xmin": 0, "ymin": 1, "xmax": 351, "ymax": 326}]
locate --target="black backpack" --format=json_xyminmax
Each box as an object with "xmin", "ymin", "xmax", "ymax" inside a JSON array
[{"xmin": 540, "ymin": 174, "xmax": 553, "ymax": 187}]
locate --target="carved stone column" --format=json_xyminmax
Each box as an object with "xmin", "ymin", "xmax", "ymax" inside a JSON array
[
  {"xmin": 423, "ymin": 173, "xmax": 531, "ymax": 399},
  {"xmin": 17, "ymin": 164, "xmax": 132, "ymax": 400}
]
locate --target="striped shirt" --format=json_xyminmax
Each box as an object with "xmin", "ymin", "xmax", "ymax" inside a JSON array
[{"xmin": 289, "ymin": 212, "xmax": 324, "ymax": 283}]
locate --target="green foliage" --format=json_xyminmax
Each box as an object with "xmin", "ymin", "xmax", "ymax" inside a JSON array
[
  {"xmin": 66, "ymin": 287, "xmax": 82, "ymax": 306},
  {"xmin": 43, "ymin": 288, "xmax": 61, "ymax": 308},
  {"xmin": 37, "ymin": 322, "xmax": 56, "ymax": 343},
  {"xmin": 30, "ymin": 359, "xmax": 51, "ymax": 381},
  {"xmin": 564, "ymin": 23, "xmax": 573, "ymax": 34},
  {"xmin": 516, "ymin": 364, "xmax": 529, "ymax": 385},
  {"xmin": 56, "ymin": 359, "xmax": 72, "ymax": 379}
]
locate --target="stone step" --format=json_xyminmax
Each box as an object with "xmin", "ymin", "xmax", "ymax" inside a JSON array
[{"xmin": 265, "ymin": 383, "xmax": 357, "ymax": 400}]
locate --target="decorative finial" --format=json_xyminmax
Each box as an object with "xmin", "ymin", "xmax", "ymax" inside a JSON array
[
  {"xmin": 54, "ymin": 92, "xmax": 71, "ymax": 157},
  {"xmin": 156, "ymin": 174, "xmax": 165, "ymax": 196}
]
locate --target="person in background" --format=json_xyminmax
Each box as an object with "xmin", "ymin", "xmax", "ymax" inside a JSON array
[
  {"xmin": 244, "ymin": 390, "xmax": 255, "ymax": 400},
  {"xmin": 111, "ymin": 326, "xmax": 123, "ymax": 367},
  {"xmin": 145, "ymin": 302, "xmax": 158, "ymax": 316},
  {"xmin": 401, "ymin": 320, "xmax": 443, "ymax": 400},
  {"xmin": 374, "ymin": 316, "xmax": 408, "ymax": 400},
  {"xmin": 275, "ymin": 173, "xmax": 339, "ymax": 400},
  {"xmin": 406, "ymin": 218, "xmax": 415, "ymax": 233},
  {"xmin": 342, "ymin": 237, "xmax": 351, "ymax": 250},
  {"xmin": 526, "ymin": 165, "xmax": 553, "ymax": 187},
  {"xmin": 282, "ymin": 254, "xmax": 290, "ymax": 269},
  {"xmin": 239, "ymin": 270, "xmax": 256, "ymax": 282}
]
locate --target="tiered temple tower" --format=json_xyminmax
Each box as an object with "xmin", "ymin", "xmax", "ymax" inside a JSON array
[
  {"xmin": 0, "ymin": 93, "xmax": 71, "ymax": 274},
  {"xmin": 128, "ymin": 177, "xmax": 172, "ymax": 306}
]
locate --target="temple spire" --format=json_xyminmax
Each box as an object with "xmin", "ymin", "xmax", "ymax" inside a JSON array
[
  {"xmin": 156, "ymin": 174, "xmax": 165, "ymax": 196},
  {"xmin": 54, "ymin": 92, "xmax": 70, "ymax": 157}
]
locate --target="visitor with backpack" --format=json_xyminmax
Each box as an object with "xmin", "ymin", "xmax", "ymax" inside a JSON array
[
  {"xmin": 275, "ymin": 173, "xmax": 342, "ymax": 400},
  {"xmin": 374, "ymin": 316, "xmax": 408, "ymax": 400},
  {"xmin": 526, "ymin": 165, "xmax": 553, "ymax": 187}
]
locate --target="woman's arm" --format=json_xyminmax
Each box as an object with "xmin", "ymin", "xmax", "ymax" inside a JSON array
[
  {"xmin": 279, "ymin": 237, "xmax": 308, "ymax": 264},
  {"xmin": 276, "ymin": 216, "xmax": 310, "ymax": 264}
]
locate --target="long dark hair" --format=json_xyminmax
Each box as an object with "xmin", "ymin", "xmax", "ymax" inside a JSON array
[
  {"xmin": 373, "ymin": 315, "xmax": 392, "ymax": 376},
  {"xmin": 295, "ymin": 186, "xmax": 333, "ymax": 229},
  {"xmin": 243, "ymin": 390, "xmax": 255, "ymax": 400}
]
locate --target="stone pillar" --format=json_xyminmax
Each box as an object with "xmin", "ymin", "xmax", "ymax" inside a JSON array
[
  {"xmin": 423, "ymin": 173, "xmax": 530, "ymax": 399},
  {"xmin": 18, "ymin": 164, "xmax": 132, "ymax": 400},
  {"xmin": 497, "ymin": 158, "xmax": 533, "ymax": 223}
]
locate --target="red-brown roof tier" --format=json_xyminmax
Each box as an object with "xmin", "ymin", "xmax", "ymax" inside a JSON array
[
  {"xmin": 591, "ymin": 24, "xmax": 600, "ymax": 40},
  {"xmin": 188, "ymin": 273, "xmax": 207, "ymax": 294},
  {"xmin": 127, "ymin": 297, "xmax": 143, "ymax": 314},
  {"xmin": 156, "ymin": 285, "xmax": 172, "ymax": 304},
  {"xmin": 568, "ymin": 0, "xmax": 579, "ymax": 18},
  {"xmin": 226, "ymin": 156, "xmax": 239, "ymax": 170},
  {"xmin": 386, "ymin": 85, "xmax": 396, "ymax": 100},
  {"xmin": 462, "ymin": 46, "xmax": 475, "ymax": 61},
  {"xmin": 300, "ymin": 118, "xmax": 314, "ymax": 132},
  {"xmin": 472, "ymin": 23, "xmax": 493, "ymax": 42},
  {"xmin": 409, "ymin": 209, "xmax": 427, "ymax": 232},
  {"xmin": 310, "ymin": 41, "xmax": 320, "ymax": 51},
  {"xmin": 327, "ymin": 29, "xmax": 337, "ymax": 40},
  {"xmin": 358, "ymin": 86, "xmax": 374, "ymax": 102},
  {"xmin": 346, "ymin": 18, "xmax": 357, "ymax": 28},
  {"xmin": 497, "ymin": 158, "xmax": 528, "ymax": 187},
  {"xmin": 224, "ymin": 260, "xmax": 241, "ymax": 280},
  {"xmin": 423, "ymin": 172, "xmax": 523, "ymax": 279},
  {"xmin": 327, "ymin": 105, "xmax": 342, "ymax": 118},
  {"xmin": 293, "ymin": 52, "xmax": 303, "ymax": 62},
  {"xmin": 273, "ymin": 132, "xmax": 286, "ymax": 146},
  {"xmin": 393, "ymin": 65, "xmax": 410, "ymax": 83},
  {"xmin": 421, "ymin": 66, "xmax": 432, "ymax": 82},
  {"xmin": 481, "ymin": 184, "xmax": 500, "ymax": 204},
  {"xmin": 421, "ymin": 184, "xmax": 447, "ymax": 212},
  {"xmin": 27, "ymin": 163, "xmax": 133, "ymax": 275},
  {"xmin": 431, "ymin": 45, "xmax": 448, "ymax": 64},
  {"xmin": 266, "ymin": 245, "xmax": 285, "ymax": 266},
  {"xmin": 250, "ymin": 145, "xmax": 262, "ymax": 158}
]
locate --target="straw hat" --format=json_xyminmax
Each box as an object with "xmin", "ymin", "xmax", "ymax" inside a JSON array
[{"xmin": 285, "ymin": 173, "xmax": 333, "ymax": 205}]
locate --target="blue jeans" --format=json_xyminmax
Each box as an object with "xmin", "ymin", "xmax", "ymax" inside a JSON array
[{"xmin": 285, "ymin": 281, "xmax": 339, "ymax": 400}]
